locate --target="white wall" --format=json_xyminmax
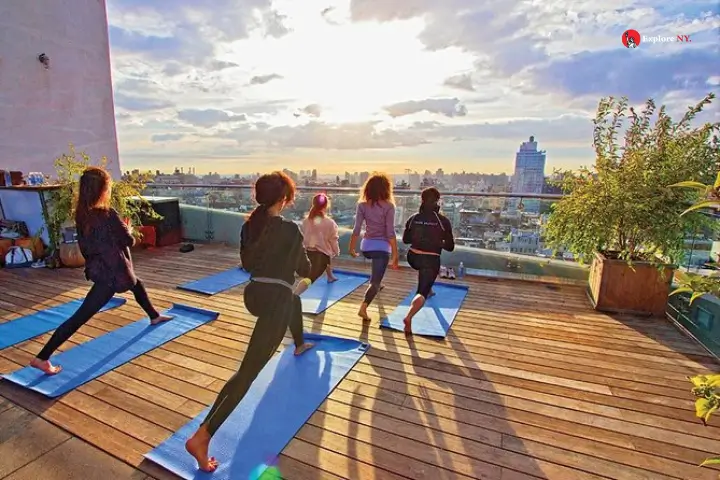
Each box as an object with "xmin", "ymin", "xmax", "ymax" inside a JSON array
[{"xmin": 0, "ymin": 0, "xmax": 120, "ymax": 179}]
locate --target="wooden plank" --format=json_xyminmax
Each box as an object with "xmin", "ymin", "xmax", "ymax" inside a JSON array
[{"xmin": 3, "ymin": 437, "xmax": 149, "ymax": 480}]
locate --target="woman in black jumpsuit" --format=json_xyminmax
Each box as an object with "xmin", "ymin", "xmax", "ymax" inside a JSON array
[{"xmin": 185, "ymin": 171, "xmax": 314, "ymax": 472}]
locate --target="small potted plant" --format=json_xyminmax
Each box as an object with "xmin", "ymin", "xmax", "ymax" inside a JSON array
[
  {"xmin": 544, "ymin": 93, "xmax": 719, "ymax": 316},
  {"xmin": 46, "ymin": 144, "xmax": 160, "ymax": 268}
]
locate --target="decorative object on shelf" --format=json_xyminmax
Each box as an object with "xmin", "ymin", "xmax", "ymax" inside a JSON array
[
  {"xmin": 544, "ymin": 93, "xmax": 719, "ymax": 317},
  {"xmin": 46, "ymin": 144, "xmax": 161, "ymax": 267}
]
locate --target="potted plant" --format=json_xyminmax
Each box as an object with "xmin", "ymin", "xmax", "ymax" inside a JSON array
[
  {"xmin": 544, "ymin": 93, "xmax": 719, "ymax": 316},
  {"xmin": 46, "ymin": 144, "xmax": 160, "ymax": 268}
]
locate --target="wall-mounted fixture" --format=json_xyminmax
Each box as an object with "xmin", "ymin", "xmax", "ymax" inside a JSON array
[{"xmin": 38, "ymin": 53, "xmax": 49, "ymax": 69}]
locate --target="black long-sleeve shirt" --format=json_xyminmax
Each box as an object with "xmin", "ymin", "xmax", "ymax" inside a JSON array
[
  {"xmin": 402, "ymin": 207, "xmax": 455, "ymax": 255},
  {"xmin": 78, "ymin": 208, "xmax": 137, "ymax": 293},
  {"xmin": 240, "ymin": 216, "xmax": 311, "ymax": 285}
]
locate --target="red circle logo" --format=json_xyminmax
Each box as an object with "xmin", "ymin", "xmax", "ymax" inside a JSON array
[{"xmin": 622, "ymin": 29, "xmax": 641, "ymax": 48}]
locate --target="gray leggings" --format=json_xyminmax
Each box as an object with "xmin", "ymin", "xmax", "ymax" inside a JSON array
[
  {"xmin": 362, "ymin": 251, "xmax": 389, "ymax": 305},
  {"xmin": 201, "ymin": 282, "xmax": 305, "ymax": 436}
]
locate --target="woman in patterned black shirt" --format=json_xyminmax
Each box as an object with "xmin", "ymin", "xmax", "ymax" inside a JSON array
[{"xmin": 30, "ymin": 167, "xmax": 172, "ymax": 375}]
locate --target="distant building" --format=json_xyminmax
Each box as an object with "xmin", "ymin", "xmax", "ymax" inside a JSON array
[{"xmin": 511, "ymin": 136, "xmax": 546, "ymax": 213}]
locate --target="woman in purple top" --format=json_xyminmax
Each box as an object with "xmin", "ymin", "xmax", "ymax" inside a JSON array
[{"xmin": 349, "ymin": 173, "xmax": 399, "ymax": 321}]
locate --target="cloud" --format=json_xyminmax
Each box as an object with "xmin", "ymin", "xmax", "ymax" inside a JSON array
[
  {"xmin": 215, "ymin": 121, "xmax": 428, "ymax": 149},
  {"xmin": 151, "ymin": 133, "xmax": 185, "ymax": 142},
  {"xmin": 301, "ymin": 104, "xmax": 322, "ymax": 117},
  {"xmin": 385, "ymin": 98, "xmax": 468, "ymax": 118},
  {"xmin": 443, "ymin": 73, "xmax": 474, "ymax": 91},
  {"xmin": 177, "ymin": 109, "xmax": 247, "ymax": 127},
  {"xmin": 250, "ymin": 73, "xmax": 284, "ymax": 85},
  {"xmin": 114, "ymin": 92, "xmax": 174, "ymax": 111},
  {"xmin": 530, "ymin": 48, "xmax": 720, "ymax": 102}
]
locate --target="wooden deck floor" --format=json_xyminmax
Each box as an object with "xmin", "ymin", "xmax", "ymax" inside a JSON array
[{"xmin": 1, "ymin": 244, "xmax": 719, "ymax": 480}]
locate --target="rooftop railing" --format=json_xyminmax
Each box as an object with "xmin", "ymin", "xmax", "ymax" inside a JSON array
[{"xmin": 143, "ymin": 183, "xmax": 587, "ymax": 283}]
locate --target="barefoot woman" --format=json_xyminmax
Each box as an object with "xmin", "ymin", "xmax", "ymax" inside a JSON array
[
  {"xmin": 401, "ymin": 187, "xmax": 455, "ymax": 333},
  {"xmin": 30, "ymin": 167, "xmax": 172, "ymax": 375},
  {"xmin": 349, "ymin": 173, "xmax": 399, "ymax": 321},
  {"xmin": 186, "ymin": 171, "xmax": 314, "ymax": 472}
]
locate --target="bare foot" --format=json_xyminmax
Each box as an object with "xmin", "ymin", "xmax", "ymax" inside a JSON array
[
  {"xmin": 403, "ymin": 318, "xmax": 413, "ymax": 335},
  {"xmin": 30, "ymin": 358, "xmax": 62, "ymax": 375},
  {"xmin": 357, "ymin": 308, "xmax": 371, "ymax": 322},
  {"xmin": 428, "ymin": 290, "xmax": 436, "ymax": 298},
  {"xmin": 185, "ymin": 426, "xmax": 218, "ymax": 472},
  {"xmin": 327, "ymin": 276, "xmax": 338, "ymax": 283},
  {"xmin": 150, "ymin": 314, "xmax": 174, "ymax": 325},
  {"xmin": 294, "ymin": 342, "xmax": 314, "ymax": 356}
]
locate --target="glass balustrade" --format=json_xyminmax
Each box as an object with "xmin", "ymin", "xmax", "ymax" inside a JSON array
[{"xmin": 143, "ymin": 184, "xmax": 590, "ymax": 283}]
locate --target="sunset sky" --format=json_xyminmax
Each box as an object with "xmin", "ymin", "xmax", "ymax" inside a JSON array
[{"xmin": 107, "ymin": 0, "xmax": 719, "ymax": 175}]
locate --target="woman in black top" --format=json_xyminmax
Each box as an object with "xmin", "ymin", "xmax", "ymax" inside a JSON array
[
  {"xmin": 401, "ymin": 187, "xmax": 455, "ymax": 334},
  {"xmin": 185, "ymin": 171, "xmax": 314, "ymax": 473},
  {"xmin": 30, "ymin": 167, "xmax": 172, "ymax": 375}
]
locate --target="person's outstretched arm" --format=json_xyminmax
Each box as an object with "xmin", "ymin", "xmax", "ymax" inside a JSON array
[
  {"xmin": 402, "ymin": 215, "xmax": 414, "ymax": 245},
  {"xmin": 292, "ymin": 223, "xmax": 312, "ymax": 278},
  {"xmin": 386, "ymin": 206, "xmax": 398, "ymax": 267},
  {"xmin": 349, "ymin": 203, "xmax": 364, "ymax": 257},
  {"xmin": 442, "ymin": 216, "xmax": 455, "ymax": 252},
  {"xmin": 109, "ymin": 209, "xmax": 135, "ymax": 248}
]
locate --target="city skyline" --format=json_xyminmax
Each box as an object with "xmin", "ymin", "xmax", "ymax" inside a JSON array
[{"xmin": 108, "ymin": 0, "xmax": 719, "ymax": 174}]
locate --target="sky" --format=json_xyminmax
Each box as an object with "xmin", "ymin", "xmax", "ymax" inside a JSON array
[{"xmin": 107, "ymin": 0, "xmax": 720, "ymax": 175}]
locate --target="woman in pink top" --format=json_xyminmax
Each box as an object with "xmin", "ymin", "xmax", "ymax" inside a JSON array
[{"xmin": 295, "ymin": 193, "xmax": 340, "ymax": 296}]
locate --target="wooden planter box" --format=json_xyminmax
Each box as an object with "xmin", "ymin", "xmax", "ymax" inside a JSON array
[{"xmin": 588, "ymin": 252, "xmax": 674, "ymax": 317}]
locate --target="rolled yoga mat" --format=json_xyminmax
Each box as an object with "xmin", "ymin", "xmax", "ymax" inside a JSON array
[
  {"xmin": 380, "ymin": 282, "xmax": 469, "ymax": 338},
  {"xmin": 2, "ymin": 303, "xmax": 220, "ymax": 397},
  {"xmin": 300, "ymin": 269, "xmax": 370, "ymax": 314},
  {"xmin": 0, "ymin": 297, "xmax": 127, "ymax": 350},
  {"xmin": 145, "ymin": 333, "xmax": 370, "ymax": 480},
  {"xmin": 177, "ymin": 268, "xmax": 250, "ymax": 295}
]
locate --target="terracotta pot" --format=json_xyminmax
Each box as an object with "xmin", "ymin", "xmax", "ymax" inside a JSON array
[
  {"xmin": 587, "ymin": 251, "xmax": 675, "ymax": 317},
  {"xmin": 59, "ymin": 242, "xmax": 85, "ymax": 268}
]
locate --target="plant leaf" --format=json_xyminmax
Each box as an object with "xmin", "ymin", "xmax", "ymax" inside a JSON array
[
  {"xmin": 690, "ymin": 374, "xmax": 708, "ymax": 387},
  {"xmin": 714, "ymin": 172, "xmax": 720, "ymax": 190},
  {"xmin": 695, "ymin": 398, "xmax": 718, "ymax": 423},
  {"xmin": 700, "ymin": 457, "xmax": 720, "ymax": 466},
  {"xmin": 669, "ymin": 181, "xmax": 709, "ymax": 190},
  {"xmin": 690, "ymin": 291, "xmax": 707, "ymax": 304},
  {"xmin": 681, "ymin": 200, "xmax": 720, "ymax": 216},
  {"xmin": 670, "ymin": 287, "xmax": 694, "ymax": 296}
]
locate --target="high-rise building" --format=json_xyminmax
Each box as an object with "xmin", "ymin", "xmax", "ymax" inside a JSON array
[
  {"xmin": 512, "ymin": 136, "xmax": 546, "ymax": 194},
  {"xmin": 511, "ymin": 136, "xmax": 546, "ymax": 213}
]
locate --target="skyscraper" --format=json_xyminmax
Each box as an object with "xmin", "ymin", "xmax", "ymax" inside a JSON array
[{"xmin": 511, "ymin": 136, "xmax": 546, "ymax": 213}]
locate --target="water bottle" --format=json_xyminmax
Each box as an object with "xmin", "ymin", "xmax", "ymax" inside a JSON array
[{"xmin": 458, "ymin": 261, "xmax": 465, "ymax": 278}]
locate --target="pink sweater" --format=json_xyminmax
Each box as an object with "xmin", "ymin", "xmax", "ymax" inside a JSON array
[{"xmin": 301, "ymin": 215, "xmax": 340, "ymax": 258}]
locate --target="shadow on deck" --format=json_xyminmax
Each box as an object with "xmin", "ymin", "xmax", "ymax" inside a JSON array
[{"xmin": 0, "ymin": 243, "xmax": 718, "ymax": 480}]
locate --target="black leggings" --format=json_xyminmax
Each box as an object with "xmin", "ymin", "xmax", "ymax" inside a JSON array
[
  {"xmin": 362, "ymin": 251, "xmax": 389, "ymax": 304},
  {"xmin": 307, "ymin": 250, "xmax": 331, "ymax": 282},
  {"xmin": 36, "ymin": 279, "xmax": 159, "ymax": 361},
  {"xmin": 407, "ymin": 251, "xmax": 441, "ymax": 299},
  {"xmin": 201, "ymin": 281, "xmax": 305, "ymax": 436}
]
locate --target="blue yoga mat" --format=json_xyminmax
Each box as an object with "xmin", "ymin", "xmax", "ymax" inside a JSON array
[
  {"xmin": 301, "ymin": 269, "xmax": 369, "ymax": 314},
  {"xmin": 0, "ymin": 297, "xmax": 127, "ymax": 350},
  {"xmin": 145, "ymin": 333, "xmax": 369, "ymax": 480},
  {"xmin": 380, "ymin": 282, "xmax": 469, "ymax": 337},
  {"xmin": 2, "ymin": 303, "xmax": 219, "ymax": 398},
  {"xmin": 178, "ymin": 268, "xmax": 250, "ymax": 295}
]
